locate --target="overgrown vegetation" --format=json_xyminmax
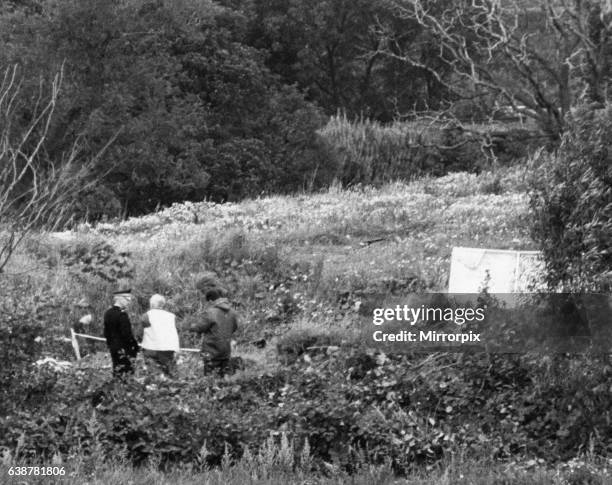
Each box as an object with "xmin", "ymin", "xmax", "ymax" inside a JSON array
[
  {"xmin": 529, "ymin": 104, "xmax": 612, "ymax": 291},
  {"xmin": 319, "ymin": 114, "xmax": 534, "ymax": 185},
  {"xmin": 1, "ymin": 170, "xmax": 611, "ymax": 482},
  {"xmin": 2, "ymin": 1, "xmax": 612, "ymax": 482},
  {"xmin": 0, "ymin": 0, "xmax": 581, "ymax": 218},
  {"xmin": 3, "ymin": 349, "xmax": 612, "ymax": 475},
  {"xmin": 3, "ymin": 452, "xmax": 610, "ymax": 484}
]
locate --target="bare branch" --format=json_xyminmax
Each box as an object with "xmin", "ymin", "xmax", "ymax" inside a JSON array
[
  {"xmin": 0, "ymin": 65, "xmax": 111, "ymax": 273},
  {"xmin": 383, "ymin": 0, "xmax": 612, "ymax": 137}
]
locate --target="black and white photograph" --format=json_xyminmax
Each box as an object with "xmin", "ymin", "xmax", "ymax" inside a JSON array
[{"xmin": 1, "ymin": 0, "xmax": 612, "ymax": 483}]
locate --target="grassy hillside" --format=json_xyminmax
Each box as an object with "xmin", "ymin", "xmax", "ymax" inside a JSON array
[
  {"xmin": 4, "ymin": 166, "xmax": 611, "ymax": 484},
  {"xmin": 3, "ymin": 166, "xmax": 534, "ymax": 355}
]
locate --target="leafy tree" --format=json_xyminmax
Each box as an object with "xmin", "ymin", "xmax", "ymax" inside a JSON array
[
  {"xmin": 529, "ymin": 103, "xmax": 612, "ymax": 291},
  {"xmin": 238, "ymin": 0, "xmax": 451, "ymax": 120},
  {"xmin": 0, "ymin": 0, "xmax": 329, "ymax": 216}
]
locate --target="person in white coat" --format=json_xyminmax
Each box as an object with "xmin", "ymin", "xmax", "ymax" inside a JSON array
[{"xmin": 139, "ymin": 294, "xmax": 180, "ymax": 377}]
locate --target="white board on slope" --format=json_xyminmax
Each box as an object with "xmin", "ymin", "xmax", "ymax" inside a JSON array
[{"xmin": 448, "ymin": 246, "xmax": 544, "ymax": 294}]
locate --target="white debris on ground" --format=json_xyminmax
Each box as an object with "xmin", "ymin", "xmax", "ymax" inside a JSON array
[
  {"xmin": 49, "ymin": 230, "xmax": 76, "ymax": 241},
  {"xmin": 34, "ymin": 357, "xmax": 73, "ymax": 371}
]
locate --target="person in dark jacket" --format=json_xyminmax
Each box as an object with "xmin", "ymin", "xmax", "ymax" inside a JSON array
[
  {"xmin": 103, "ymin": 289, "xmax": 139, "ymax": 378},
  {"xmin": 190, "ymin": 288, "xmax": 239, "ymax": 377}
]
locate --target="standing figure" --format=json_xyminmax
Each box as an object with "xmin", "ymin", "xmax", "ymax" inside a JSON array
[
  {"xmin": 103, "ymin": 289, "xmax": 139, "ymax": 378},
  {"xmin": 140, "ymin": 294, "xmax": 180, "ymax": 377},
  {"xmin": 190, "ymin": 288, "xmax": 239, "ymax": 377}
]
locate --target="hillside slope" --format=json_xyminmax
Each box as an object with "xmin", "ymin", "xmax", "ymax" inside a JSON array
[
  {"xmin": 62, "ymin": 167, "xmax": 533, "ymax": 289},
  {"xmin": 5, "ymin": 167, "xmax": 612, "ymax": 482}
]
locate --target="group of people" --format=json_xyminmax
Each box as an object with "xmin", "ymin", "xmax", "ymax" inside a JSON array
[{"xmin": 82, "ymin": 287, "xmax": 240, "ymax": 379}]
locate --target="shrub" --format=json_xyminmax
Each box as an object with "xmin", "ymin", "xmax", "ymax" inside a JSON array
[
  {"xmin": 2, "ymin": 345, "xmax": 612, "ymax": 472},
  {"xmin": 276, "ymin": 329, "xmax": 344, "ymax": 364},
  {"xmin": 529, "ymin": 104, "xmax": 612, "ymax": 291},
  {"xmin": 0, "ymin": 320, "xmax": 44, "ymax": 415},
  {"xmin": 0, "ymin": 278, "xmax": 47, "ymax": 415},
  {"xmin": 319, "ymin": 114, "xmax": 532, "ymax": 186}
]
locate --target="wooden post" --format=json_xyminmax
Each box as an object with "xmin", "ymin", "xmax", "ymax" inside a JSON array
[{"xmin": 70, "ymin": 328, "xmax": 81, "ymax": 361}]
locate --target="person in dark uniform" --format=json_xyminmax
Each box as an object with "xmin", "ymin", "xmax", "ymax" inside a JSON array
[
  {"xmin": 189, "ymin": 288, "xmax": 239, "ymax": 377},
  {"xmin": 103, "ymin": 289, "xmax": 139, "ymax": 378}
]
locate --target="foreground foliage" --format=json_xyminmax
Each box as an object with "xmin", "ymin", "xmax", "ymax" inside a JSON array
[
  {"xmin": 2, "ymin": 454, "xmax": 612, "ymax": 484},
  {"xmin": 2, "ymin": 343, "xmax": 612, "ymax": 476}
]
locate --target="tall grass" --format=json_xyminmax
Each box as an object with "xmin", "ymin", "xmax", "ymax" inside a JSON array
[
  {"xmin": 318, "ymin": 113, "xmax": 535, "ymax": 187},
  {"xmin": 319, "ymin": 113, "xmax": 496, "ymax": 186},
  {"xmin": 319, "ymin": 113, "xmax": 433, "ymax": 185},
  {"xmin": 2, "ymin": 451, "xmax": 609, "ymax": 485}
]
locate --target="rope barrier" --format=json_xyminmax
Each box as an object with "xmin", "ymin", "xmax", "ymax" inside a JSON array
[
  {"xmin": 73, "ymin": 332, "xmax": 105, "ymax": 342},
  {"xmin": 68, "ymin": 329, "xmax": 200, "ymax": 360}
]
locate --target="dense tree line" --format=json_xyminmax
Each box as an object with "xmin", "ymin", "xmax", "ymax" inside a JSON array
[
  {"xmin": 0, "ymin": 0, "xmax": 461, "ymax": 218},
  {"xmin": 231, "ymin": 0, "xmax": 453, "ymax": 119},
  {"xmin": 0, "ymin": 0, "xmax": 326, "ymax": 217},
  {"xmin": 2, "ymin": 0, "xmax": 611, "ymax": 218}
]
